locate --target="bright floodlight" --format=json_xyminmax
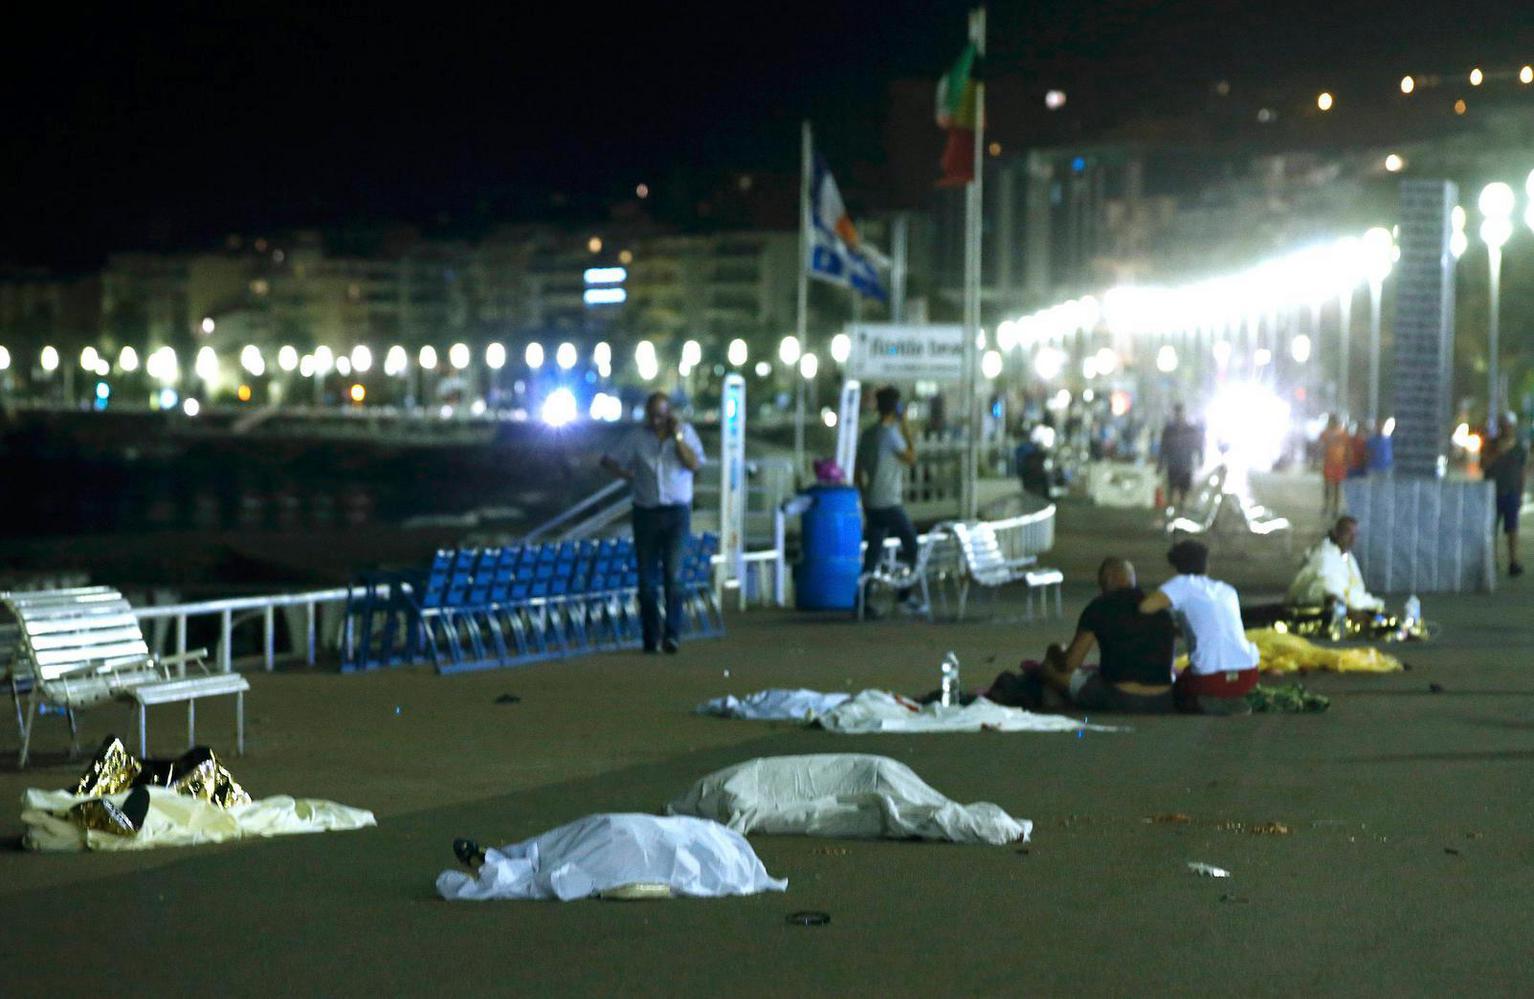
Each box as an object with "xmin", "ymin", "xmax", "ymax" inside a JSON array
[
  {"xmin": 1316, "ymin": 91, "xmax": 1334, "ymax": 111},
  {"xmin": 1399, "ymin": 75, "xmax": 1415, "ymax": 94},
  {"xmin": 778, "ymin": 336, "xmax": 801, "ymax": 366},
  {"xmin": 449, "ymin": 343, "xmax": 470, "ymax": 370},
  {"xmin": 240, "ymin": 345, "xmax": 264, "ymax": 377},
  {"xmin": 349, "ymin": 345, "xmax": 371, "ymax": 373},
  {"xmin": 1033, "ymin": 346, "xmax": 1066, "ymax": 381},
  {"xmin": 1384, "ymin": 154, "xmax": 1404, "ymax": 173},
  {"xmin": 1156, "ymin": 344, "xmax": 1178, "ymax": 373},
  {"xmin": 830, "ymin": 333, "xmax": 851, "ymax": 364},
  {"xmin": 485, "ymin": 342, "xmax": 507, "ymax": 370},
  {"xmin": 183, "ymin": 398, "xmax": 200, "ymax": 417},
  {"xmin": 1522, "ymin": 66, "xmax": 1534, "ymax": 85},
  {"xmin": 1362, "ymin": 226, "xmax": 1394, "ymax": 283},
  {"xmin": 299, "ymin": 355, "xmax": 315, "ymax": 378},
  {"xmin": 1526, "ymin": 170, "xmax": 1534, "ymax": 232},
  {"xmin": 635, "ymin": 340, "xmax": 659, "ymax": 381},
  {"xmin": 1254, "ymin": 348, "xmax": 1273, "ymax": 367},
  {"xmin": 681, "ymin": 340, "xmax": 702, "ymax": 369},
  {"xmin": 525, "ymin": 342, "xmax": 545, "ymax": 369},
  {"xmin": 1044, "ymin": 89, "xmax": 1066, "ymax": 110},
  {"xmin": 81, "ymin": 346, "xmax": 99, "ymax": 370},
  {"xmin": 336, "ymin": 356, "xmax": 352, "ymax": 377},
  {"xmin": 383, "ymin": 345, "xmax": 407, "ymax": 376},
  {"xmin": 1469, "ymin": 67, "xmax": 1484, "ymax": 86},
  {"xmin": 593, "ymin": 342, "xmax": 612, "ymax": 367},
  {"xmin": 1212, "ymin": 340, "xmax": 1233, "ymax": 368},
  {"xmin": 822, "ymin": 408, "xmax": 838, "ymax": 428},
  {"xmin": 541, "ymin": 387, "xmax": 578, "ymax": 427},
  {"xmin": 799, "ymin": 353, "xmax": 819, "ymax": 379},
  {"xmin": 195, "ymin": 346, "xmax": 219, "ymax": 382},
  {"xmin": 1479, "ymin": 181, "xmax": 1515, "ymax": 220},
  {"xmin": 753, "ymin": 361, "xmax": 771, "ymax": 378},
  {"xmin": 1382, "ymin": 417, "xmax": 1396, "ymax": 436},
  {"xmin": 201, "ymin": 317, "xmax": 215, "ymax": 334},
  {"xmin": 981, "ymin": 349, "xmax": 1004, "ymax": 380},
  {"xmin": 314, "ymin": 345, "xmax": 335, "ymax": 374},
  {"xmin": 1291, "ymin": 334, "xmax": 1313, "ymax": 363},
  {"xmin": 995, "ymin": 320, "xmax": 1018, "ymax": 352},
  {"xmin": 118, "ymin": 346, "xmax": 139, "ymax": 372},
  {"xmin": 1207, "ymin": 380, "xmax": 1290, "ymax": 474},
  {"xmin": 1092, "ymin": 346, "xmax": 1118, "ymax": 375},
  {"xmin": 1482, "ymin": 216, "xmax": 1514, "ymax": 249},
  {"xmin": 0, "ymin": 346, "xmax": 9, "ymax": 371},
  {"xmin": 556, "ymin": 342, "xmax": 578, "ymax": 370},
  {"xmin": 418, "ymin": 345, "xmax": 438, "ymax": 370},
  {"xmin": 278, "ymin": 345, "xmax": 299, "ymax": 372},
  {"xmin": 727, "ymin": 338, "xmax": 748, "ymax": 366}
]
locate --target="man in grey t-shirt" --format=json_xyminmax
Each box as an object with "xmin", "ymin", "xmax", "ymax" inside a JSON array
[
  {"xmin": 1483, "ymin": 412, "xmax": 1528, "ymax": 577},
  {"xmin": 855, "ymin": 385, "xmax": 919, "ymax": 615}
]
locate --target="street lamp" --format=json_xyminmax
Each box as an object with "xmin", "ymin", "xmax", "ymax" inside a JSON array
[
  {"xmin": 727, "ymin": 338, "xmax": 748, "ymax": 367},
  {"xmin": 1479, "ymin": 182, "xmax": 1515, "ymax": 423},
  {"xmin": 1361, "ymin": 227, "xmax": 1394, "ymax": 422}
]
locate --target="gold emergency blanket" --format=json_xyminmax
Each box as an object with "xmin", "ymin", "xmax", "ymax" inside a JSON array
[
  {"xmin": 21, "ymin": 787, "xmax": 376, "ymax": 852},
  {"xmin": 1176, "ymin": 629, "xmax": 1404, "ymax": 676}
]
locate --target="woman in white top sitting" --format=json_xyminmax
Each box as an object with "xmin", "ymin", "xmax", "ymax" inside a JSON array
[{"xmin": 1139, "ymin": 540, "xmax": 1260, "ymax": 715}]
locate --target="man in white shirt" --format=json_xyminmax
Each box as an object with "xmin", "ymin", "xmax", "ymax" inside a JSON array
[
  {"xmin": 1139, "ymin": 540, "xmax": 1259, "ymax": 715},
  {"xmin": 601, "ymin": 392, "xmax": 705, "ymax": 654},
  {"xmin": 1287, "ymin": 516, "xmax": 1384, "ymax": 615}
]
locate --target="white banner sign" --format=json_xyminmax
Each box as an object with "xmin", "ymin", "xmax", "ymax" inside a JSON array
[{"xmin": 847, "ymin": 323, "xmax": 965, "ymax": 383}]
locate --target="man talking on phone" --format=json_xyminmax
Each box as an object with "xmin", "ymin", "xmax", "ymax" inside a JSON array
[
  {"xmin": 601, "ymin": 391, "xmax": 705, "ymax": 653},
  {"xmin": 855, "ymin": 385, "xmax": 921, "ymax": 617}
]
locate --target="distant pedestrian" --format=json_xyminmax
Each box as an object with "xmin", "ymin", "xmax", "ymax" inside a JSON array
[
  {"xmin": 1365, "ymin": 421, "xmax": 1393, "ymax": 474},
  {"xmin": 855, "ymin": 385, "xmax": 920, "ymax": 617},
  {"xmin": 600, "ymin": 392, "xmax": 705, "ymax": 653},
  {"xmin": 1157, "ymin": 403, "xmax": 1203, "ymax": 509},
  {"xmin": 1319, "ymin": 414, "xmax": 1350, "ymax": 516},
  {"xmin": 1347, "ymin": 422, "xmax": 1369, "ymax": 479},
  {"xmin": 1482, "ymin": 412, "xmax": 1527, "ymax": 577}
]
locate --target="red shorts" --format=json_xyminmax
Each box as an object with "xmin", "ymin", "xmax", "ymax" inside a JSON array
[{"xmin": 1175, "ymin": 668, "xmax": 1258, "ymax": 710}]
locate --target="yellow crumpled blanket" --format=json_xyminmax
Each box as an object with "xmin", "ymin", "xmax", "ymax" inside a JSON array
[
  {"xmin": 21, "ymin": 786, "xmax": 376, "ymax": 852},
  {"xmin": 1175, "ymin": 628, "xmax": 1404, "ymax": 676}
]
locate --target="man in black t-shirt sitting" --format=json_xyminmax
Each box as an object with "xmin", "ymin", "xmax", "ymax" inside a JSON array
[{"xmin": 1036, "ymin": 557, "xmax": 1177, "ymax": 714}]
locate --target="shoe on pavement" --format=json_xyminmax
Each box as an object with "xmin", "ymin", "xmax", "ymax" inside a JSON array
[
  {"xmin": 1511, "ymin": 562, "xmax": 1525, "ymax": 577},
  {"xmin": 662, "ymin": 638, "xmax": 680, "ymax": 653}
]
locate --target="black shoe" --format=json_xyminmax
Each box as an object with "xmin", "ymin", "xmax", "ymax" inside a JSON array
[
  {"xmin": 453, "ymin": 837, "xmax": 485, "ymax": 868},
  {"xmin": 1511, "ymin": 562, "xmax": 1525, "ymax": 577},
  {"xmin": 642, "ymin": 644, "xmax": 659, "ymax": 654},
  {"xmin": 662, "ymin": 638, "xmax": 680, "ymax": 654}
]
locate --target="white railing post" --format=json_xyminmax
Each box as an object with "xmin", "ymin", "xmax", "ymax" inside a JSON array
[
  {"xmin": 219, "ymin": 609, "xmax": 232, "ymax": 673},
  {"xmin": 306, "ymin": 601, "xmax": 317, "ymax": 665},
  {"xmin": 263, "ymin": 606, "xmax": 275, "ymax": 672}
]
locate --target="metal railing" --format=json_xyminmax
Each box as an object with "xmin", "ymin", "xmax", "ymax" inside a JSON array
[{"xmin": 132, "ymin": 588, "xmax": 351, "ymax": 673}]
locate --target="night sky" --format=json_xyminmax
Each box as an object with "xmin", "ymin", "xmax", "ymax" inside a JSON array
[{"xmin": 5, "ymin": 1, "xmax": 1528, "ymax": 270}]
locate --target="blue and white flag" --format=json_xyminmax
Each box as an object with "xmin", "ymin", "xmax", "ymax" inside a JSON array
[{"xmin": 807, "ymin": 153, "xmax": 888, "ymax": 301}]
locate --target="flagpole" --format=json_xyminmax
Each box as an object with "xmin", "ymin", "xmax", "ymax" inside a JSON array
[
  {"xmin": 794, "ymin": 120, "xmax": 811, "ymax": 478},
  {"xmin": 960, "ymin": 7, "xmax": 986, "ymax": 520}
]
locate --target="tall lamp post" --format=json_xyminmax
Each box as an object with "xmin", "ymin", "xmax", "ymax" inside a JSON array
[
  {"xmin": 1361, "ymin": 227, "xmax": 1394, "ymax": 424},
  {"xmin": 1478, "ymin": 182, "xmax": 1515, "ymax": 428}
]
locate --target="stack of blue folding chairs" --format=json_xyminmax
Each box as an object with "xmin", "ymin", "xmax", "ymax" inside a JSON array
[{"xmin": 343, "ymin": 533, "xmax": 723, "ymax": 674}]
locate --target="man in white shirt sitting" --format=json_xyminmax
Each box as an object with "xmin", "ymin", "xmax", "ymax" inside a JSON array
[
  {"xmin": 1287, "ymin": 516, "xmax": 1384, "ymax": 616},
  {"xmin": 1139, "ymin": 540, "xmax": 1260, "ymax": 715}
]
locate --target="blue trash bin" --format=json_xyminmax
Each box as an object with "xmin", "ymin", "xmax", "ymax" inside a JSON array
[{"xmin": 795, "ymin": 485, "xmax": 862, "ymax": 610}]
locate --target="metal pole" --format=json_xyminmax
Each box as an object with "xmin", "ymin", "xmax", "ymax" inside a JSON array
[
  {"xmin": 891, "ymin": 213, "xmax": 908, "ymax": 324},
  {"xmin": 263, "ymin": 605, "xmax": 275, "ymax": 671},
  {"xmin": 1488, "ymin": 245, "xmax": 1501, "ymax": 424},
  {"xmin": 1367, "ymin": 279, "xmax": 1383, "ymax": 424},
  {"xmin": 794, "ymin": 120, "xmax": 811, "ymax": 477},
  {"xmin": 961, "ymin": 6, "xmax": 986, "ymax": 521},
  {"xmin": 219, "ymin": 608, "xmax": 232, "ymax": 672},
  {"xmin": 305, "ymin": 601, "xmax": 317, "ymax": 665}
]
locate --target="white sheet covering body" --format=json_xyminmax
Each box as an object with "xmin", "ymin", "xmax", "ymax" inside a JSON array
[
  {"xmin": 667, "ymin": 754, "xmax": 1031, "ymax": 846},
  {"xmin": 819, "ymin": 690, "xmax": 1110, "ymax": 734},
  {"xmin": 21, "ymin": 787, "xmax": 376, "ymax": 852},
  {"xmin": 437, "ymin": 813, "xmax": 787, "ymax": 901},
  {"xmin": 695, "ymin": 688, "xmax": 853, "ymax": 721}
]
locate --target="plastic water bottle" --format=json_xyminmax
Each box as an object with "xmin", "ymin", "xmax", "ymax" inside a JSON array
[
  {"xmin": 1328, "ymin": 600, "xmax": 1347, "ymax": 641},
  {"xmin": 1403, "ymin": 595, "xmax": 1420, "ymax": 632},
  {"xmin": 940, "ymin": 651, "xmax": 961, "ymax": 707}
]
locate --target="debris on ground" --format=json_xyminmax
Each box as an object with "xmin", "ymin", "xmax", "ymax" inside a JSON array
[
  {"xmin": 494, "ymin": 694, "xmax": 522, "ymax": 704},
  {"xmin": 786, "ymin": 911, "xmax": 831, "ymax": 927},
  {"xmin": 1187, "ymin": 862, "xmax": 1232, "ymax": 878},
  {"xmin": 811, "ymin": 846, "xmax": 849, "ymax": 856},
  {"xmin": 1146, "ymin": 813, "xmax": 1194, "ymax": 824},
  {"xmin": 1215, "ymin": 820, "xmax": 1292, "ymax": 836},
  {"xmin": 1428, "ymin": 683, "xmax": 1446, "ymax": 693}
]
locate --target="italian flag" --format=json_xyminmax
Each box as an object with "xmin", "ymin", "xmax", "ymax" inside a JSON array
[{"xmin": 935, "ymin": 42, "xmax": 979, "ymax": 187}]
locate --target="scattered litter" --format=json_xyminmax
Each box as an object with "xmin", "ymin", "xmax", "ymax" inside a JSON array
[
  {"xmin": 811, "ymin": 846, "xmax": 849, "ymax": 856},
  {"xmin": 1428, "ymin": 683, "xmax": 1445, "ymax": 694},
  {"xmin": 1146, "ymin": 813, "xmax": 1194, "ymax": 825},
  {"xmin": 786, "ymin": 911, "xmax": 831, "ymax": 927},
  {"xmin": 1187, "ymin": 862, "xmax": 1231, "ymax": 878},
  {"xmin": 494, "ymin": 694, "xmax": 522, "ymax": 705},
  {"xmin": 723, "ymin": 669, "xmax": 731, "ymax": 678},
  {"xmin": 1015, "ymin": 847, "xmax": 1030, "ymax": 856},
  {"xmin": 1216, "ymin": 820, "xmax": 1292, "ymax": 836},
  {"xmin": 1219, "ymin": 893, "xmax": 1249, "ymax": 904},
  {"xmin": 1444, "ymin": 847, "xmax": 1461, "ymax": 856},
  {"xmin": 394, "ymin": 706, "xmax": 402, "ymax": 716}
]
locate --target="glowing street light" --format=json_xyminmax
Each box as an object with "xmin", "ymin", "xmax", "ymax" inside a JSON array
[
  {"xmin": 799, "ymin": 353, "xmax": 819, "ymax": 379},
  {"xmin": 1480, "ymin": 181, "xmax": 1515, "ymax": 420},
  {"xmin": 1290, "ymin": 334, "xmax": 1312, "ymax": 363},
  {"xmin": 485, "ymin": 342, "xmax": 507, "ymax": 370},
  {"xmin": 118, "ymin": 345, "xmax": 139, "ymax": 372},
  {"xmin": 383, "ymin": 345, "xmax": 407, "ymax": 376},
  {"xmin": 449, "ymin": 343, "xmax": 470, "ymax": 370},
  {"xmin": 80, "ymin": 346, "xmax": 99, "ymax": 370},
  {"xmin": 1525, "ymin": 169, "xmax": 1534, "ymax": 233},
  {"xmin": 1033, "ymin": 346, "xmax": 1066, "ymax": 381},
  {"xmin": 541, "ymin": 387, "xmax": 578, "ymax": 427},
  {"xmin": 314, "ymin": 345, "xmax": 335, "ymax": 374},
  {"xmin": 1316, "ymin": 91, "xmax": 1334, "ymax": 111},
  {"xmin": 1384, "ymin": 153, "xmax": 1404, "ymax": 173},
  {"xmin": 727, "ymin": 338, "xmax": 748, "ymax": 367},
  {"xmin": 240, "ymin": 345, "xmax": 265, "ymax": 377},
  {"xmin": 981, "ymin": 349, "xmax": 1004, "ymax": 380},
  {"xmin": 350, "ymin": 345, "xmax": 372, "ymax": 373},
  {"xmin": 1155, "ymin": 344, "xmax": 1178, "ymax": 373},
  {"xmin": 635, "ymin": 340, "xmax": 659, "ymax": 381},
  {"xmin": 278, "ymin": 345, "xmax": 299, "ymax": 372},
  {"xmin": 830, "ymin": 333, "xmax": 852, "ymax": 364},
  {"xmin": 40, "ymin": 346, "xmax": 59, "ymax": 372},
  {"xmin": 418, "ymin": 345, "xmax": 438, "ymax": 370},
  {"xmin": 593, "ymin": 342, "xmax": 612, "ymax": 368},
  {"xmin": 1469, "ymin": 67, "xmax": 1484, "ymax": 86},
  {"xmin": 200, "ymin": 317, "xmax": 215, "ymax": 335},
  {"xmin": 195, "ymin": 346, "xmax": 219, "ymax": 383},
  {"xmin": 0, "ymin": 347, "xmax": 10, "ymax": 372},
  {"xmin": 1399, "ymin": 75, "xmax": 1415, "ymax": 95},
  {"xmin": 778, "ymin": 335, "xmax": 801, "ymax": 366},
  {"xmin": 1451, "ymin": 205, "xmax": 1470, "ymax": 259},
  {"xmin": 753, "ymin": 361, "xmax": 771, "ymax": 378},
  {"xmin": 1522, "ymin": 65, "xmax": 1534, "ymax": 85},
  {"xmin": 556, "ymin": 342, "xmax": 578, "ymax": 370},
  {"xmin": 525, "ymin": 342, "xmax": 544, "ymax": 369}
]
